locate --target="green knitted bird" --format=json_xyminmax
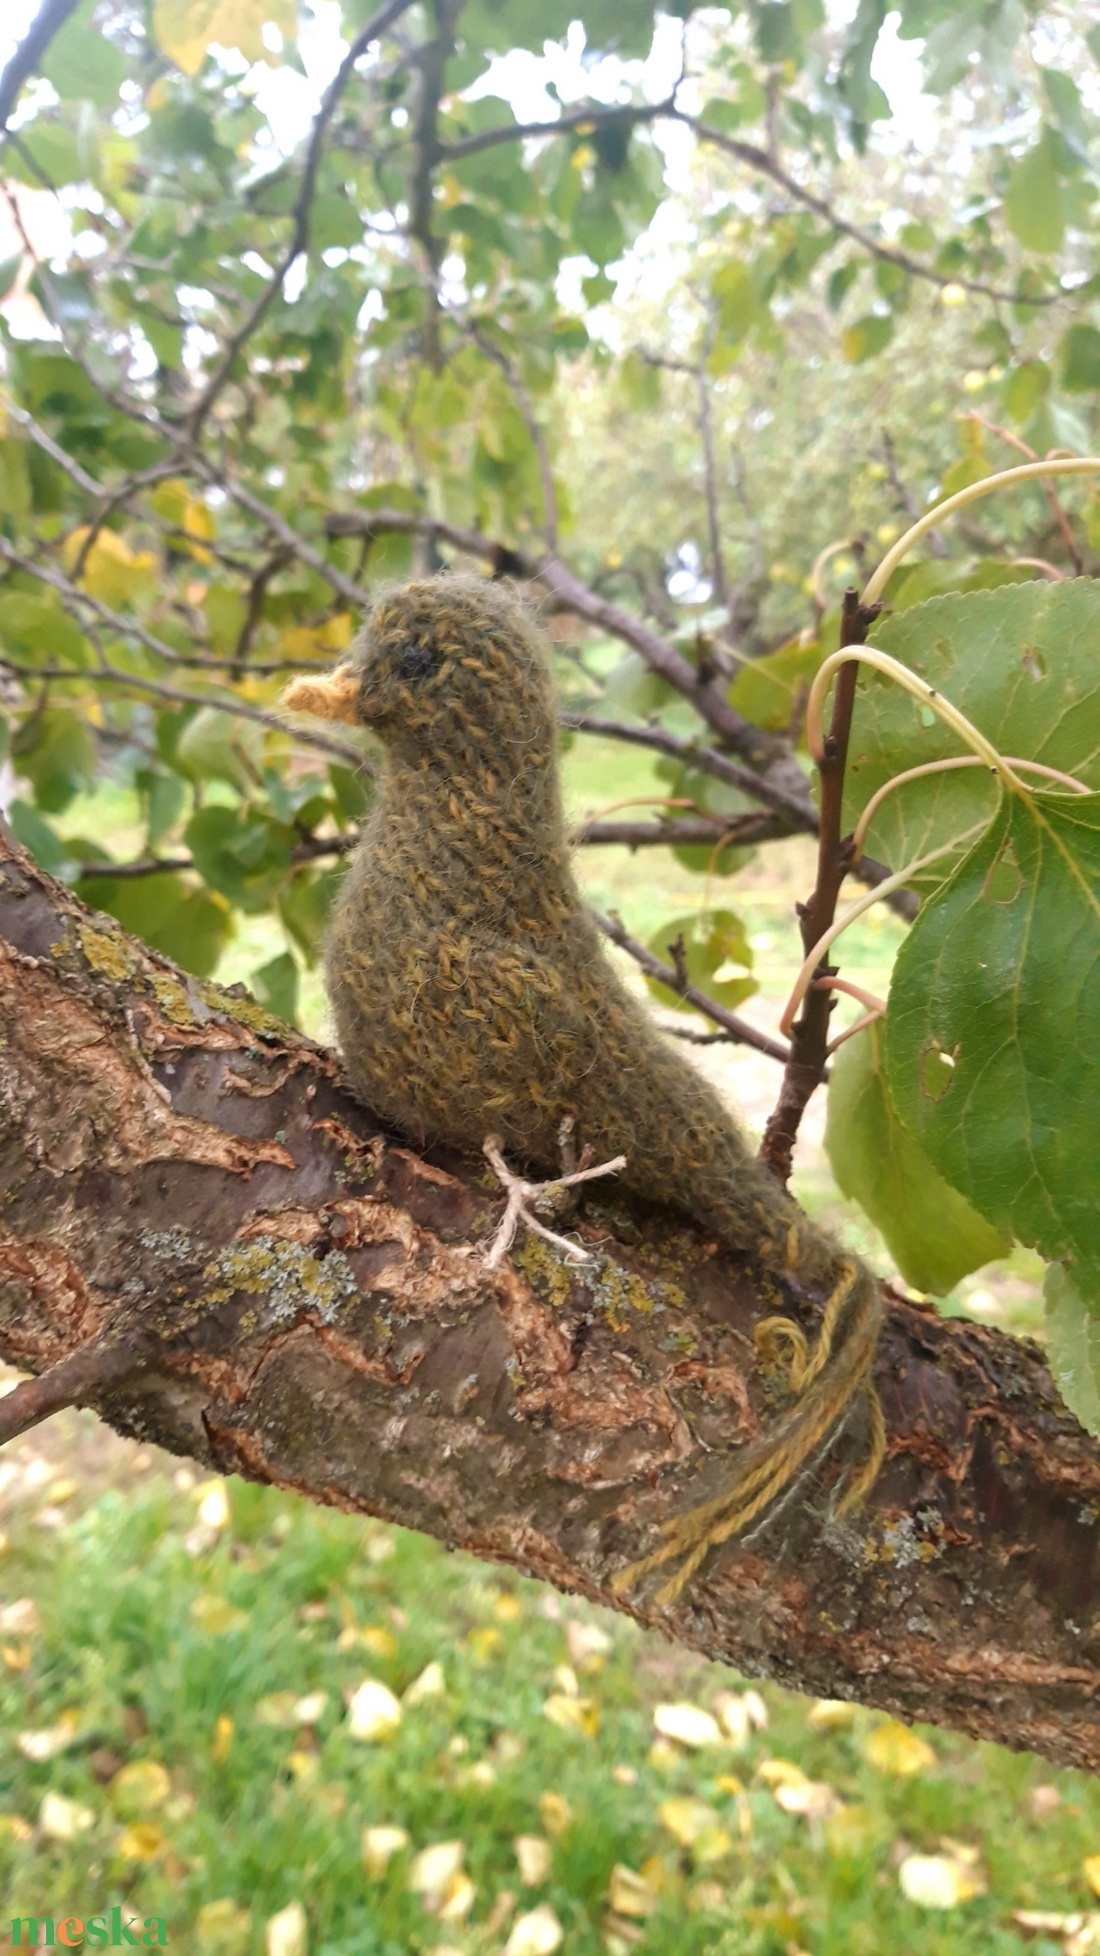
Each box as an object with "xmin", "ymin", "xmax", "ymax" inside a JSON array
[{"xmin": 284, "ymin": 574, "xmax": 884, "ymax": 1601}]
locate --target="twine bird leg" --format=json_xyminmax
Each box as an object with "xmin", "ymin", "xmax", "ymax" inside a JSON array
[{"xmin": 481, "ymin": 1135, "xmax": 627, "ymax": 1271}]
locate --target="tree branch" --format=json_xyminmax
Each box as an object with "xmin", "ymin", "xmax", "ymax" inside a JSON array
[
  {"xmin": 0, "ymin": 0, "xmax": 81, "ymax": 136},
  {"xmin": 186, "ymin": 0, "xmax": 419, "ymax": 436},
  {"xmin": 761, "ymin": 587, "xmax": 880, "ymax": 1181},
  {"xmin": 3, "ymin": 826, "xmax": 1100, "ymax": 1771}
]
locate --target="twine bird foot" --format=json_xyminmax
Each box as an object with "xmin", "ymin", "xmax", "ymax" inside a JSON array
[{"xmin": 481, "ymin": 1134, "xmax": 626, "ymax": 1271}]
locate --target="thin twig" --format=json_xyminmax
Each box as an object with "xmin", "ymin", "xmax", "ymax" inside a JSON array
[
  {"xmin": 187, "ymin": 0, "xmax": 419, "ymax": 437},
  {"xmin": 572, "ymin": 814, "xmax": 788, "ymax": 849},
  {"xmin": 962, "ymin": 413, "xmax": 1084, "ymax": 574},
  {"xmin": 760, "ymin": 586, "xmax": 879, "ymax": 1183},
  {"xmin": 593, "ymin": 908, "xmax": 790, "ymax": 1064},
  {"xmin": 0, "ymin": 1336, "xmax": 143, "ymax": 1446}
]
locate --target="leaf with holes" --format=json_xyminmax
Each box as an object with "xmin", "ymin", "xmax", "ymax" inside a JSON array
[
  {"xmin": 841, "ymin": 581, "xmax": 1100, "ymax": 895},
  {"xmin": 883, "ymin": 791, "xmax": 1100, "ymax": 1301},
  {"xmin": 825, "ymin": 1023, "xmax": 1008, "ymax": 1295}
]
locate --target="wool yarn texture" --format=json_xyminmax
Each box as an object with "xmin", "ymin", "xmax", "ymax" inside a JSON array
[{"xmin": 284, "ymin": 574, "xmax": 884, "ymax": 1600}]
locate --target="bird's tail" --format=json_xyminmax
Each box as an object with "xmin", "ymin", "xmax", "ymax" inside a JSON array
[{"xmin": 611, "ymin": 1252, "xmax": 885, "ymax": 1606}]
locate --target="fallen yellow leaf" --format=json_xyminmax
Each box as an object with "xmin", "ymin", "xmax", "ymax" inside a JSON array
[
  {"xmin": 898, "ymin": 1850, "xmax": 985, "ymax": 1909},
  {"xmin": 347, "ymin": 1679, "xmax": 402, "ymax": 1742},
  {"xmin": 117, "ymin": 1822, "xmax": 166, "ymax": 1862},
  {"xmin": 404, "ymin": 1661, "xmax": 445, "ymax": 1706},
  {"xmin": 363, "ymin": 1825, "xmax": 410, "ymax": 1878},
  {"xmin": 18, "ymin": 1713, "xmax": 78, "ymax": 1760},
  {"xmin": 408, "ymin": 1840, "xmax": 466, "ymax": 1897},
  {"xmin": 653, "ymin": 1703, "xmax": 722, "ymax": 1750},
  {"xmin": 807, "ymin": 1698, "xmax": 855, "ymax": 1732},
  {"xmin": 607, "ymin": 1863, "xmax": 659, "ymax": 1918},
  {"xmin": 864, "ymin": 1720, "xmax": 936, "ymax": 1777},
  {"xmin": 39, "ymin": 1792, "xmax": 95, "ymax": 1841},
  {"xmin": 504, "ymin": 1905, "xmax": 564, "ymax": 1956},
  {"xmin": 110, "ymin": 1760, "xmax": 171, "ymax": 1816},
  {"xmin": 515, "ymin": 1834, "xmax": 552, "ymax": 1885},
  {"xmin": 0, "ymin": 1598, "xmax": 40, "ymax": 1635},
  {"xmin": 437, "ymin": 1873, "xmax": 476, "ymax": 1923},
  {"xmin": 542, "ymin": 1693, "xmax": 599, "ymax": 1736},
  {"xmin": 538, "ymin": 1791, "xmax": 572, "ymax": 1836},
  {"xmin": 265, "ymin": 1899, "xmax": 307, "ymax": 1956}
]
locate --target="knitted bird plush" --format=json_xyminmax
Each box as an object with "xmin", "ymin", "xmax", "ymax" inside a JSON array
[{"xmin": 283, "ymin": 574, "xmax": 884, "ymax": 1601}]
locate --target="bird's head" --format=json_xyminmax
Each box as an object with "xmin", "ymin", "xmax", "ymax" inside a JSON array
[{"xmin": 282, "ymin": 574, "xmax": 556, "ymax": 768}]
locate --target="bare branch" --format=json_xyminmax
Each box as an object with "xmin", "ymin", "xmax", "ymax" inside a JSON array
[
  {"xmin": 437, "ymin": 95, "xmax": 1055, "ymax": 310},
  {"xmin": 437, "ymin": 94, "xmax": 677, "ymax": 162},
  {"xmin": 572, "ymin": 813, "xmax": 788, "ymax": 848},
  {"xmin": 593, "ymin": 908, "xmax": 789, "ymax": 1064},
  {"xmin": 187, "ymin": 0, "xmax": 420, "ymax": 437},
  {"xmin": 677, "ymin": 113, "xmax": 1057, "ymax": 310},
  {"xmin": 761, "ymin": 587, "xmax": 880, "ymax": 1182},
  {"xmin": 0, "ymin": 0, "xmax": 81, "ymax": 135}
]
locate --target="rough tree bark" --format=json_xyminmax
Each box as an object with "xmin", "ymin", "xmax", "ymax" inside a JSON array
[{"xmin": 1, "ymin": 828, "xmax": 1099, "ymax": 1772}]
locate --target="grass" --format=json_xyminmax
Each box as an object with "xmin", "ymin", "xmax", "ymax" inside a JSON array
[{"xmin": 1, "ymin": 1447, "xmax": 1099, "ymax": 1954}]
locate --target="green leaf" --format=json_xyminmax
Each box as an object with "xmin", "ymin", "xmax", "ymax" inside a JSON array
[
  {"xmin": 12, "ymin": 708, "xmax": 97, "ymax": 814},
  {"xmin": 825, "ymin": 1023, "xmax": 1008, "ymax": 1294},
  {"xmin": 883, "ymin": 791, "xmax": 1100, "ymax": 1299},
  {"xmin": 1044, "ymin": 1265, "xmax": 1100, "ymax": 1437},
  {"xmin": 79, "ymin": 869, "xmax": 233, "ymax": 978},
  {"xmin": 251, "ymin": 950, "xmax": 299, "ymax": 1026},
  {"xmin": 309, "ymin": 192, "xmax": 364, "ymax": 251},
  {"xmin": 1004, "ymin": 133, "xmax": 1065, "ymax": 254},
  {"xmin": 0, "ymin": 591, "xmax": 88, "ymax": 664},
  {"xmin": 1060, "ymin": 323, "xmax": 1100, "ymax": 392},
  {"xmin": 136, "ymin": 768, "xmax": 187, "ymax": 850},
  {"xmin": 728, "ymin": 635, "xmax": 825, "ymax": 735},
  {"xmin": 840, "ymin": 313, "xmax": 894, "ymax": 363},
  {"xmin": 711, "ymin": 261, "xmax": 758, "ymax": 343},
  {"xmin": 644, "ymin": 909, "xmax": 756, "ymax": 1016},
  {"xmin": 841, "ymin": 581, "xmax": 1100, "ymax": 895},
  {"xmin": 279, "ymin": 865, "xmax": 342, "ymax": 964},
  {"xmin": 1001, "ymin": 357, "xmax": 1050, "ymax": 422},
  {"xmin": 175, "ymin": 708, "xmax": 267, "ymax": 793},
  {"xmin": 600, "ymin": 653, "xmax": 679, "ymax": 719},
  {"xmin": 185, "ymin": 805, "xmax": 294, "ymax": 912},
  {"xmin": 42, "ymin": 10, "xmax": 126, "ymax": 106},
  {"xmin": 8, "ymin": 800, "xmax": 74, "ymax": 877}
]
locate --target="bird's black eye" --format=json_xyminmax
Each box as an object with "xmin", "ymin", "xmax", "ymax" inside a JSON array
[{"xmin": 397, "ymin": 638, "xmax": 441, "ymax": 682}]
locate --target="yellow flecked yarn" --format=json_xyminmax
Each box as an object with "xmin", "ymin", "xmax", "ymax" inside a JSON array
[{"xmin": 284, "ymin": 574, "xmax": 884, "ymax": 1602}]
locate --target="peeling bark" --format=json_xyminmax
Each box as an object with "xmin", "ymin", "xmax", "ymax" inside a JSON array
[{"xmin": 1, "ymin": 829, "xmax": 1099, "ymax": 1771}]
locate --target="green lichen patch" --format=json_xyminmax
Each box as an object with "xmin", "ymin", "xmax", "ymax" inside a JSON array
[
  {"xmin": 198, "ymin": 981, "xmax": 290, "ymax": 1041},
  {"xmin": 199, "ymin": 1236, "xmax": 359, "ymax": 1324},
  {"xmin": 79, "ymin": 921, "xmax": 135, "ymax": 983}
]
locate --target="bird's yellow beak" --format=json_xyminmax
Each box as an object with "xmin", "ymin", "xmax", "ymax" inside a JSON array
[{"xmin": 281, "ymin": 665, "xmax": 361, "ymax": 725}]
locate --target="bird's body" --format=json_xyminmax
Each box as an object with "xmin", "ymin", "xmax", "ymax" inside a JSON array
[{"xmin": 287, "ymin": 574, "xmax": 884, "ymax": 1598}]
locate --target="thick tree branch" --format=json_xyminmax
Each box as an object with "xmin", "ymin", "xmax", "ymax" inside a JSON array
[{"xmin": 2, "ymin": 829, "xmax": 1099, "ymax": 1770}]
